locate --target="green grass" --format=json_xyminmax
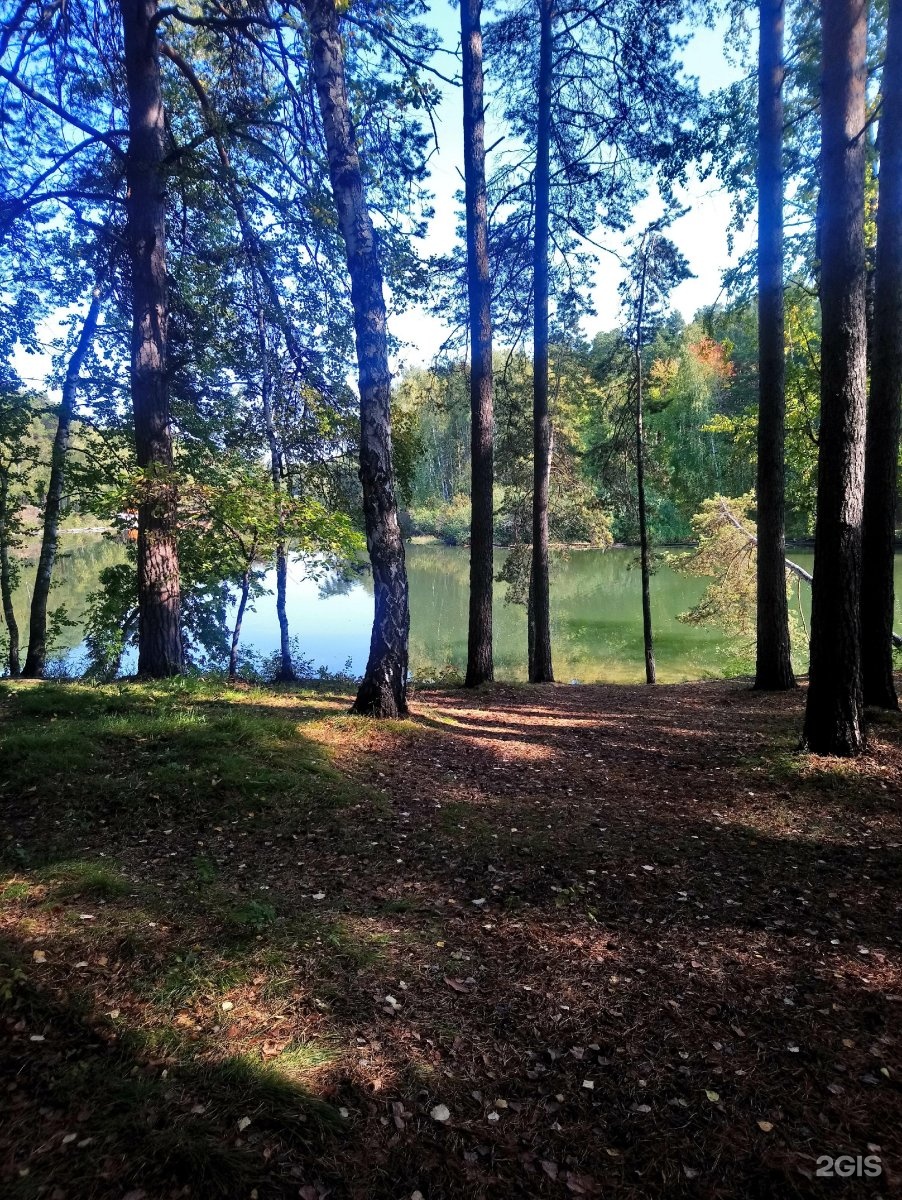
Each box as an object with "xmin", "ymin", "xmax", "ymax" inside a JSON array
[
  {"xmin": 37, "ymin": 859, "xmax": 130, "ymax": 900},
  {"xmin": 145, "ymin": 947, "xmax": 254, "ymax": 1009},
  {"xmin": 223, "ymin": 898, "xmax": 277, "ymax": 933},
  {"xmin": 0, "ymin": 939, "xmax": 340, "ymax": 1200},
  {"xmin": 0, "ymin": 880, "xmax": 30, "ymax": 902},
  {"xmin": 0, "ymin": 680, "xmax": 355, "ymax": 872},
  {"xmin": 193, "ymin": 854, "xmax": 218, "ymax": 885}
]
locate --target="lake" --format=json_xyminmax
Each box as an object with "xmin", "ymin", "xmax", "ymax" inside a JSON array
[{"xmin": 10, "ymin": 535, "xmax": 902, "ymax": 683}]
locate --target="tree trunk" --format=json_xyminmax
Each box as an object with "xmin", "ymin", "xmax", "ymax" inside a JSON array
[
  {"xmin": 120, "ymin": 0, "xmax": 182, "ymax": 677},
  {"xmin": 462, "ymin": 0, "xmax": 494, "ymax": 689},
  {"xmin": 634, "ymin": 262, "xmax": 656, "ymax": 685},
  {"xmin": 22, "ymin": 285, "xmax": 102, "ymax": 678},
  {"xmin": 755, "ymin": 0, "xmax": 796, "ymax": 691},
  {"xmin": 636, "ymin": 390, "xmax": 656, "ymax": 686},
  {"xmin": 257, "ymin": 307, "xmax": 296, "ymax": 683},
  {"xmin": 305, "ymin": 0, "xmax": 410, "ymax": 716},
  {"xmin": 801, "ymin": 0, "xmax": 869, "ymax": 756},
  {"xmin": 0, "ymin": 474, "xmax": 20, "ymax": 677},
  {"xmin": 530, "ymin": 0, "xmax": 554, "ymax": 684},
  {"xmin": 274, "ymin": 546, "xmax": 294, "ymax": 677},
  {"xmin": 861, "ymin": 0, "xmax": 902, "ymax": 709},
  {"xmin": 228, "ymin": 565, "xmax": 251, "ymax": 680}
]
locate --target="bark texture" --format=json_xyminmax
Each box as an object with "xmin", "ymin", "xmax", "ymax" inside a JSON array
[
  {"xmin": 530, "ymin": 0, "xmax": 554, "ymax": 684},
  {"xmin": 755, "ymin": 0, "xmax": 796, "ymax": 691},
  {"xmin": 462, "ymin": 0, "xmax": 494, "ymax": 688},
  {"xmin": 802, "ymin": 0, "xmax": 869, "ymax": 755},
  {"xmin": 121, "ymin": 0, "xmax": 182, "ymax": 677},
  {"xmin": 861, "ymin": 0, "xmax": 902, "ymax": 709},
  {"xmin": 0, "ymin": 473, "xmax": 20, "ymax": 677},
  {"xmin": 22, "ymin": 286, "xmax": 102, "ymax": 678},
  {"xmin": 306, "ymin": 0, "xmax": 410, "ymax": 716}
]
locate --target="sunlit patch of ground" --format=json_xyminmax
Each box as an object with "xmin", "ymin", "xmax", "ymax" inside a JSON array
[{"xmin": 1, "ymin": 676, "xmax": 900, "ymax": 1198}]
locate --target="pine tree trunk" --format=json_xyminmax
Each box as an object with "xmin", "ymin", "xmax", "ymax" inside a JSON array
[
  {"xmin": 462, "ymin": 0, "xmax": 494, "ymax": 688},
  {"xmin": 121, "ymin": 0, "xmax": 182, "ymax": 677},
  {"xmin": 755, "ymin": 0, "xmax": 796, "ymax": 691},
  {"xmin": 228, "ymin": 566, "xmax": 251, "ymax": 680},
  {"xmin": 530, "ymin": 0, "xmax": 554, "ymax": 684},
  {"xmin": 634, "ymin": 263, "xmax": 656, "ymax": 685},
  {"xmin": 636, "ymin": 371, "xmax": 656, "ymax": 687},
  {"xmin": 22, "ymin": 285, "xmax": 102, "ymax": 678},
  {"xmin": 305, "ymin": 0, "xmax": 410, "ymax": 716},
  {"xmin": 0, "ymin": 474, "xmax": 20, "ymax": 678},
  {"xmin": 801, "ymin": 0, "xmax": 869, "ymax": 755},
  {"xmin": 861, "ymin": 0, "xmax": 902, "ymax": 709}
]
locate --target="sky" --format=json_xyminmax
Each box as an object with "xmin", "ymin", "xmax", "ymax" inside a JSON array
[
  {"xmin": 394, "ymin": 2, "xmax": 752, "ymax": 372},
  {"xmin": 12, "ymin": 2, "xmax": 753, "ymax": 392}
]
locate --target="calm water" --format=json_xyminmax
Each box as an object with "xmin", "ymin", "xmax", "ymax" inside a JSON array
[{"xmin": 11, "ymin": 535, "xmax": 902, "ymax": 683}]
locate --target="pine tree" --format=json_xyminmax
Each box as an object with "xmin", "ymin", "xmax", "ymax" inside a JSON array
[
  {"xmin": 755, "ymin": 0, "xmax": 796, "ymax": 691},
  {"xmin": 801, "ymin": 0, "xmax": 869, "ymax": 756},
  {"xmin": 861, "ymin": 0, "xmax": 902, "ymax": 709}
]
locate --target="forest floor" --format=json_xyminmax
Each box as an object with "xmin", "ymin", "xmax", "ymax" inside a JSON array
[{"xmin": 0, "ymin": 676, "xmax": 900, "ymax": 1200}]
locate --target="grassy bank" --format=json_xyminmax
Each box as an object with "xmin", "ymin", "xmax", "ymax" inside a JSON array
[{"xmin": 1, "ymin": 677, "xmax": 900, "ymax": 1198}]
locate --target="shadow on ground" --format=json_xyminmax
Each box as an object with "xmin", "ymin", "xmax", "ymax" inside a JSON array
[{"xmin": 1, "ymin": 678, "xmax": 900, "ymax": 1198}]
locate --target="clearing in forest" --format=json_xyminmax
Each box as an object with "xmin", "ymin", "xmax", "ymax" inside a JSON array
[{"xmin": 0, "ymin": 678, "xmax": 900, "ymax": 1198}]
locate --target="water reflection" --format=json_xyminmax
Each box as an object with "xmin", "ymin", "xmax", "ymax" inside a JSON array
[{"xmin": 13, "ymin": 534, "xmax": 902, "ymax": 683}]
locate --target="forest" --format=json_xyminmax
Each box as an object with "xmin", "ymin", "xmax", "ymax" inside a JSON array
[{"xmin": 1, "ymin": 0, "xmax": 901, "ymax": 1197}]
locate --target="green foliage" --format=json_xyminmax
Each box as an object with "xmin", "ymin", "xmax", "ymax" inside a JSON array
[
  {"xmin": 79, "ymin": 457, "xmax": 365, "ymax": 679},
  {"xmin": 672, "ymin": 493, "xmax": 760, "ymax": 635},
  {"xmin": 671, "ymin": 494, "xmax": 807, "ymax": 670},
  {"xmin": 225, "ymin": 899, "xmax": 277, "ymax": 934},
  {"xmin": 411, "ymin": 493, "xmax": 473, "ymax": 546}
]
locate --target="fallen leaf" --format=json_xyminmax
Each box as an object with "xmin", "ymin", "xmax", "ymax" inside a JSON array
[
  {"xmin": 443, "ymin": 976, "xmax": 470, "ymax": 994},
  {"xmin": 565, "ymin": 1171, "xmax": 598, "ymax": 1194}
]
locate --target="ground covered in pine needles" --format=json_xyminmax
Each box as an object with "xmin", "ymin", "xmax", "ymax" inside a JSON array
[{"xmin": 0, "ymin": 676, "xmax": 900, "ymax": 1200}]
